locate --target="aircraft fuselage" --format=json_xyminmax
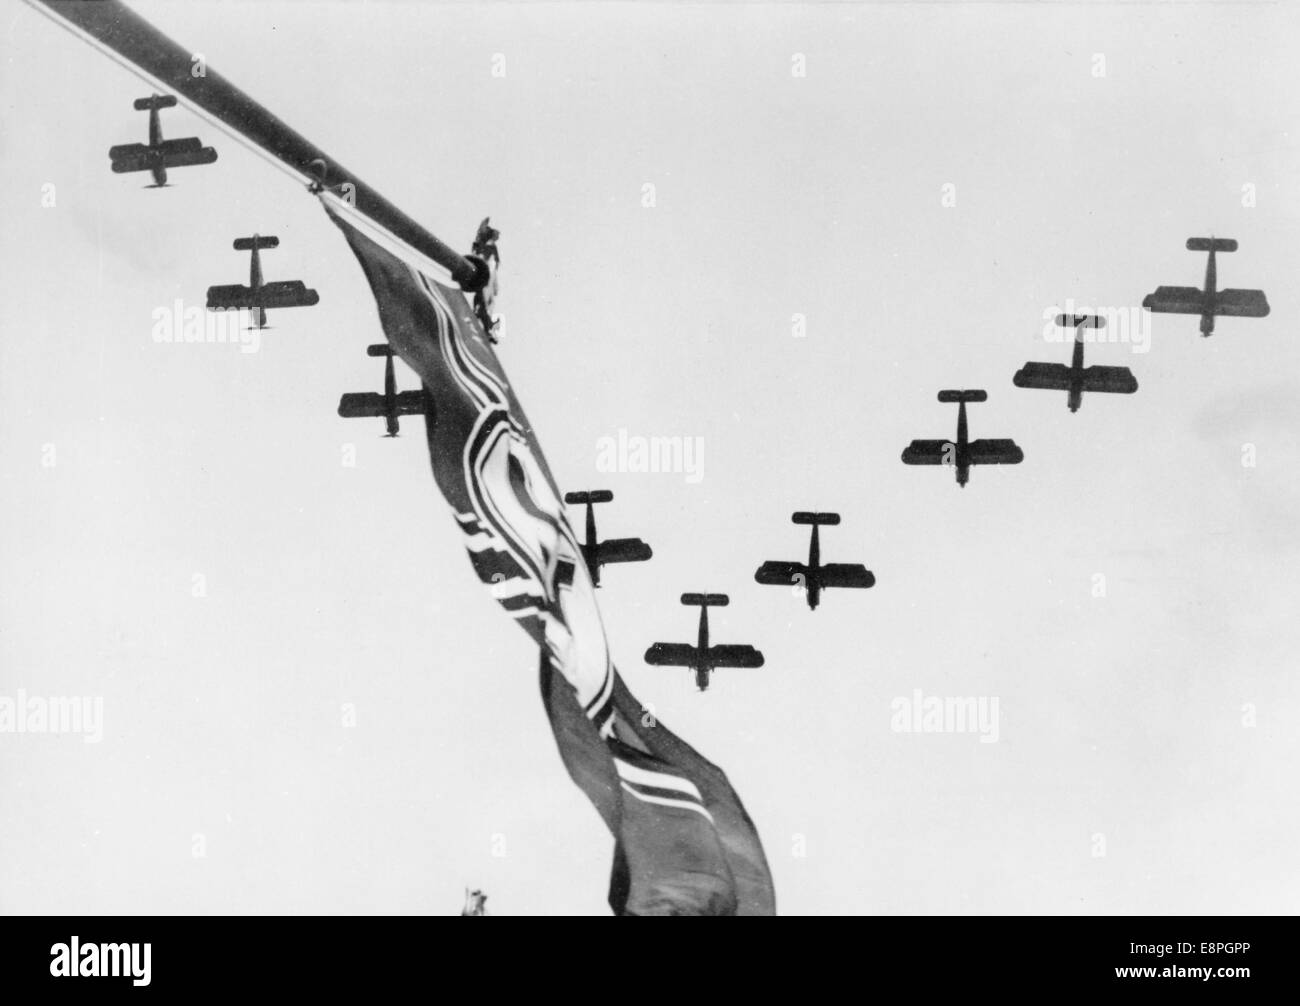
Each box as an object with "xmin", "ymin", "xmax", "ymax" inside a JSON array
[
  {"xmin": 248, "ymin": 246, "xmax": 266, "ymax": 329},
  {"xmin": 146, "ymin": 106, "xmax": 168, "ymax": 187},
  {"xmin": 581, "ymin": 503, "xmax": 600, "ymax": 586},
  {"xmin": 954, "ymin": 401, "xmax": 971, "ymax": 487},
  {"xmin": 382, "ymin": 352, "xmax": 400, "ymax": 436},
  {"xmin": 1200, "ymin": 249, "xmax": 1218, "ymax": 336},
  {"xmin": 1068, "ymin": 335, "xmax": 1086, "ymax": 412},
  {"xmin": 693, "ymin": 605, "xmax": 712, "ymax": 691},
  {"xmin": 805, "ymin": 524, "xmax": 822, "ymax": 610}
]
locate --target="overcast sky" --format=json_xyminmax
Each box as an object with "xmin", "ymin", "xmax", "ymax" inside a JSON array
[{"xmin": 2, "ymin": 0, "xmax": 1299, "ymax": 915}]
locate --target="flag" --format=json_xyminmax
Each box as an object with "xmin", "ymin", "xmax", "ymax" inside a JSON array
[{"xmin": 323, "ymin": 199, "xmax": 775, "ymax": 916}]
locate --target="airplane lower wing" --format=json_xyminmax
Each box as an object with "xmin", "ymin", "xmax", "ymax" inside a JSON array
[
  {"xmin": 707, "ymin": 645, "xmax": 765, "ymax": 669},
  {"xmin": 754, "ymin": 560, "xmax": 806, "ymax": 585},
  {"xmin": 819, "ymin": 563, "xmax": 876, "ymax": 589},
  {"xmin": 901, "ymin": 439, "xmax": 954, "ymax": 465},
  {"xmin": 967, "ymin": 439, "xmax": 1024, "ymax": 465},
  {"xmin": 1142, "ymin": 285, "xmax": 1206, "ymax": 315},
  {"xmin": 1013, "ymin": 362, "xmax": 1072, "ymax": 391},
  {"xmin": 206, "ymin": 284, "xmax": 255, "ymax": 309},
  {"xmin": 1082, "ymin": 366, "xmax": 1138, "ymax": 394},
  {"xmin": 1215, "ymin": 289, "xmax": 1270, "ymax": 318},
  {"xmin": 256, "ymin": 280, "xmax": 321, "ymax": 309},
  {"xmin": 595, "ymin": 538, "xmax": 652, "ymax": 566},
  {"xmin": 644, "ymin": 642, "xmax": 700, "ymax": 667}
]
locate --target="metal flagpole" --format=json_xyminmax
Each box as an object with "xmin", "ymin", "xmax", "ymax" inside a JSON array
[{"xmin": 30, "ymin": 0, "xmax": 490, "ymax": 292}]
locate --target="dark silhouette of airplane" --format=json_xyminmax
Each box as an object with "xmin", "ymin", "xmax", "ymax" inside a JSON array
[
  {"xmin": 1143, "ymin": 238, "xmax": 1269, "ymax": 337},
  {"xmin": 206, "ymin": 235, "xmax": 319, "ymax": 329},
  {"xmin": 1013, "ymin": 314, "xmax": 1138, "ymax": 412},
  {"xmin": 644, "ymin": 593, "xmax": 764, "ymax": 692},
  {"xmin": 901, "ymin": 390, "xmax": 1023, "ymax": 488},
  {"xmin": 754, "ymin": 512, "xmax": 874, "ymax": 611},
  {"xmin": 562, "ymin": 490, "xmax": 651, "ymax": 587},
  {"xmin": 338, "ymin": 345, "xmax": 430, "ymax": 437},
  {"xmin": 108, "ymin": 94, "xmax": 217, "ymax": 187}
]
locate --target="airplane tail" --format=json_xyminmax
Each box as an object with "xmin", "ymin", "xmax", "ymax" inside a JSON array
[
  {"xmin": 366, "ymin": 344, "xmax": 394, "ymax": 357},
  {"xmin": 1054, "ymin": 314, "xmax": 1106, "ymax": 330},
  {"xmin": 937, "ymin": 389, "xmax": 987, "ymax": 404},
  {"xmin": 564, "ymin": 490, "xmax": 614, "ymax": 505},
  {"xmin": 791, "ymin": 511, "xmax": 840, "ymax": 526},
  {"xmin": 133, "ymin": 94, "xmax": 177, "ymax": 111},
  {"xmin": 1186, "ymin": 237, "xmax": 1238, "ymax": 253},
  {"xmin": 681, "ymin": 593, "xmax": 728, "ymax": 608},
  {"xmin": 233, "ymin": 235, "xmax": 280, "ymax": 251}
]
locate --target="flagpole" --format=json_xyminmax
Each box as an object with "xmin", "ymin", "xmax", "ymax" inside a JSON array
[{"xmin": 31, "ymin": 0, "xmax": 489, "ymax": 291}]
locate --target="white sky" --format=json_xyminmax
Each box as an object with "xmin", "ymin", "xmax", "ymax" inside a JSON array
[{"xmin": 2, "ymin": 0, "xmax": 1299, "ymax": 915}]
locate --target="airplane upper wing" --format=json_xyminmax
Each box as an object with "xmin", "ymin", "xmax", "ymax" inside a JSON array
[
  {"xmin": 337, "ymin": 392, "xmax": 386, "ymax": 418},
  {"xmin": 594, "ymin": 538, "xmax": 652, "ymax": 566},
  {"xmin": 819, "ymin": 563, "xmax": 876, "ymax": 589},
  {"xmin": 644, "ymin": 642, "xmax": 700, "ymax": 667},
  {"xmin": 754, "ymin": 560, "xmax": 806, "ymax": 586},
  {"xmin": 966, "ymin": 439, "xmax": 1024, "ymax": 465},
  {"xmin": 338, "ymin": 390, "xmax": 428, "ymax": 418},
  {"xmin": 1082, "ymin": 365, "xmax": 1138, "ymax": 394},
  {"xmin": 393, "ymin": 390, "xmax": 429, "ymax": 416},
  {"xmin": 1215, "ymin": 289, "xmax": 1270, "ymax": 318},
  {"xmin": 707, "ymin": 645, "xmax": 765, "ymax": 669},
  {"xmin": 206, "ymin": 284, "xmax": 255, "ymax": 309},
  {"xmin": 901, "ymin": 439, "xmax": 954, "ymax": 465},
  {"xmin": 155, "ymin": 137, "xmax": 205, "ymax": 154},
  {"xmin": 1143, "ymin": 286, "xmax": 1206, "ymax": 315},
  {"xmin": 108, "ymin": 144, "xmax": 154, "ymax": 173},
  {"xmin": 256, "ymin": 280, "xmax": 321, "ymax": 309},
  {"xmin": 159, "ymin": 146, "xmax": 218, "ymax": 169},
  {"xmin": 1013, "ymin": 362, "xmax": 1073, "ymax": 391}
]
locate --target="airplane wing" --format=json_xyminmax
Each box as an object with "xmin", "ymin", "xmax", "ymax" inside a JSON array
[
  {"xmin": 707, "ymin": 645, "xmax": 765, "ymax": 669},
  {"xmin": 1215, "ymin": 289, "xmax": 1270, "ymax": 318},
  {"xmin": 394, "ymin": 390, "xmax": 429, "ymax": 416},
  {"xmin": 819, "ymin": 563, "xmax": 876, "ymax": 589},
  {"xmin": 108, "ymin": 144, "xmax": 154, "ymax": 173},
  {"xmin": 155, "ymin": 137, "xmax": 205, "ymax": 154},
  {"xmin": 1142, "ymin": 286, "xmax": 1206, "ymax": 315},
  {"xmin": 206, "ymin": 284, "xmax": 255, "ymax": 309},
  {"xmin": 594, "ymin": 538, "xmax": 652, "ymax": 565},
  {"xmin": 901, "ymin": 439, "xmax": 954, "ymax": 465},
  {"xmin": 1013, "ymin": 362, "xmax": 1072, "ymax": 391},
  {"xmin": 159, "ymin": 146, "xmax": 218, "ymax": 169},
  {"xmin": 337, "ymin": 392, "xmax": 387, "ymax": 418},
  {"xmin": 966, "ymin": 439, "xmax": 1024, "ymax": 465},
  {"xmin": 1081, "ymin": 366, "xmax": 1138, "ymax": 394},
  {"xmin": 644, "ymin": 642, "xmax": 700, "ymax": 667},
  {"xmin": 255, "ymin": 280, "xmax": 320, "ymax": 309},
  {"xmin": 754, "ymin": 560, "xmax": 806, "ymax": 586}
]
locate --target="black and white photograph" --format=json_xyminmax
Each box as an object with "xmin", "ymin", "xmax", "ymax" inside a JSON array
[{"xmin": 1, "ymin": 0, "xmax": 1295, "ymax": 973}]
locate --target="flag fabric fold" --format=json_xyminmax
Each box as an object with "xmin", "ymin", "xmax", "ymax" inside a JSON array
[{"xmin": 324, "ymin": 199, "xmax": 774, "ymax": 916}]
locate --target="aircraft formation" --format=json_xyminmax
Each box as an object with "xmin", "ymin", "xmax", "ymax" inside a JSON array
[
  {"xmin": 553, "ymin": 236, "xmax": 1269, "ymax": 689},
  {"xmin": 109, "ymin": 90, "xmax": 1273, "ymax": 694}
]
